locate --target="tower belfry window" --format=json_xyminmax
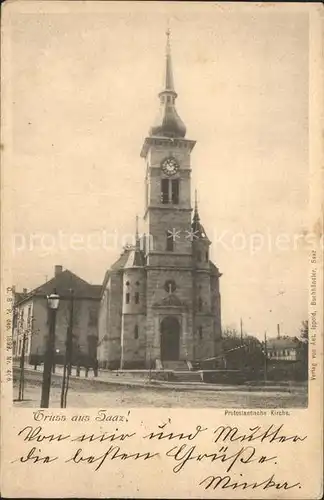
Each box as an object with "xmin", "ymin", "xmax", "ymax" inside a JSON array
[
  {"xmin": 161, "ymin": 179, "xmax": 180, "ymax": 205},
  {"xmin": 161, "ymin": 179, "xmax": 169, "ymax": 204},
  {"xmin": 171, "ymin": 179, "xmax": 179, "ymax": 204}
]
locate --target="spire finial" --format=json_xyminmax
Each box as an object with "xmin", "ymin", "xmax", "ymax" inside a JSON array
[
  {"xmin": 166, "ymin": 21, "xmax": 171, "ymax": 54},
  {"xmin": 164, "ymin": 24, "xmax": 174, "ymax": 91}
]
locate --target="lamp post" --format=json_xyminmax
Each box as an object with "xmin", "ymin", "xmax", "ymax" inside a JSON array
[
  {"xmin": 60, "ymin": 289, "xmax": 74, "ymax": 408},
  {"xmin": 40, "ymin": 291, "xmax": 60, "ymax": 408}
]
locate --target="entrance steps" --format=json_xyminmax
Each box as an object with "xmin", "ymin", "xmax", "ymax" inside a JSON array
[
  {"xmin": 163, "ymin": 360, "xmax": 188, "ymax": 371},
  {"xmin": 161, "ymin": 360, "xmax": 202, "ymax": 382}
]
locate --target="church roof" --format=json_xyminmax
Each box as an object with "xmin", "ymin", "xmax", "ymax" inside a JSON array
[
  {"xmin": 102, "ymin": 215, "xmax": 145, "ymax": 291},
  {"xmin": 110, "ymin": 250, "xmax": 132, "ymax": 271},
  {"xmin": 123, "ymin": 247, "xmax": 145, "ymax": 268},
  {"xmin": 102, "ymin": 249, "xmax": 133, "ymax": 289},
  {"xmin": 102, "ymin": 244, "xmax": 145, "ymax": 291},
  {"xmin": 209, "ymin": 261, "xmax": 222, "ymax": 276}
]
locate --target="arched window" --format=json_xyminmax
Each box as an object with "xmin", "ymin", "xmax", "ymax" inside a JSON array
[
  {"xmin": 199, "ymin": 326, "xmax": 203, "ymax": 339},
  {"xmin": 197, "ymin": 251, "xmax": 201, "ymax": 262},
  {"xmin": 205, "ymin": 250, "xmax": 209, "ymax": 262},
  {"xmin": 134, "ymin": 325, "xmax": 139, "ymax": 339},
  {"xmin": 198, "ymin": 297, "xmax": 203, "ymax": 311},
  {"xmin": 125, "ymin": 292, "xmax": 130, "ymax": 304},
  {"xmin": 135, "ymin": 292, "xmax": 140, "ymax": 304},
  {"xmin": 125, "ymin": 281, "xmax": 130, "ymax": 286}
]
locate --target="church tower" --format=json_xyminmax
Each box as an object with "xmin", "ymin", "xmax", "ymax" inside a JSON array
[
  {"xmin": 140, "ymin": 30, "xmax": 221, "ymax": 368},
  {"xmin": 98, "ymin": 30, "xmax": 222, "ymax": 370}
]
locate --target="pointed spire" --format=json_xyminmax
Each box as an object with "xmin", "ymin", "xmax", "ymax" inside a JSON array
[
  {"xmin": 191, "ymin": 189, "xmax": 209, "ymax": 241},
  {"xmin": 192, "ymin": 189, "xmax": 201, "ymax": 229},
  {"xmin": 193, "ymin": 189, "xmax": 200, "ymax": 223},
  {"xmin": 149, "ymin": 29, "xmax": 186, "ymax": 138},
  {"xmin": 164, "ymin": 26, "xmax": 175, "ymax": 92}
]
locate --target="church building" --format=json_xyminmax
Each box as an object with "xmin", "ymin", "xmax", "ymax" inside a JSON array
[{"xmin": 97, "ymin": 32, "xmax": 222, "ymax": 370}]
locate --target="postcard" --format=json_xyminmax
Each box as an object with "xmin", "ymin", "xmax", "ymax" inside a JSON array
[{"xmin": 1, "ymin": 1, "xmax": 323, "ymax": 498}]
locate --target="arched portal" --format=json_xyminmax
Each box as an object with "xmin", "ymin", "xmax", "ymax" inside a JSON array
[{"xmin": 160, "ymin": 316, "xmax": 180, "ymax": 361}]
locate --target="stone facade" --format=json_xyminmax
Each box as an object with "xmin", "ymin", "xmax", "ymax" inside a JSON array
[{"xmin": 97, "ymin": 34, "xmax": 222, "ymax": 370}]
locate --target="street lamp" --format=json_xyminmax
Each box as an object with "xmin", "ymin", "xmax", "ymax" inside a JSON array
[{"xmin": 40, "ymin": 291, "xmax": 60, "ymax": 408}]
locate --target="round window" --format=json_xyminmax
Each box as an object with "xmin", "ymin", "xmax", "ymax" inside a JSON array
[{"xmin": 164, "ymin": 280, "xmax": 176, "ymax": 293}]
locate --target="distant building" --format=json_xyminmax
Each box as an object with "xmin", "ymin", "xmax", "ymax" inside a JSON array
[
  {"xmin": 97, "ymin": 33, "xmax": 222, "ymax": 370},
  {"xmin": 266, "ymin": 336, "xmax": 302, "ymax": 362},
  {"xmin": 12, "ymin": 265, "xmax": 101, "ymax": 367}
]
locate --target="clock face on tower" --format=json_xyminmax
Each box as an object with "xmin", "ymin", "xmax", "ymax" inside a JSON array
[{"xmin": 161, "ymin": 157, "xmax": 180, "ymax": 176}]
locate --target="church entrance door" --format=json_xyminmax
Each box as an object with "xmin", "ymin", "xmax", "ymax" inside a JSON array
[{"xmin": 160, "ymin": 316, "xmax": 180, "ymax": 361}]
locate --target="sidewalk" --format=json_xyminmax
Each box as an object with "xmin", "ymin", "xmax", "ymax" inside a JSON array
[{"xmin": 13, "ymin": 363, "xmax": 306, "ymax": 394}]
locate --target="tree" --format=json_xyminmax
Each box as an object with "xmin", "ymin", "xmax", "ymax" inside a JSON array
[
  {"xmin": 221, "ymin": 326, "xmax": 264, "ymax": 374},
  {"xmin": 222, "ymin": 327, "xmax": 242, "ymax": 359},
  {"xmin": 298, "ymin": 320, "xmax": 308, "ymax": 378},
  {"xmin": 299, "ymin": 320, "xmax": 309, "ymax": 342},
  {"xmin": 222, "ymin": 326, "xmax": 239, "ymax": 338}
]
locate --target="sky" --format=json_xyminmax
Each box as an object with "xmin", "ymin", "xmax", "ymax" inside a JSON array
[{"xmin": 4, "ymin": 2, "xmax": 310, "ymax": 339}]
